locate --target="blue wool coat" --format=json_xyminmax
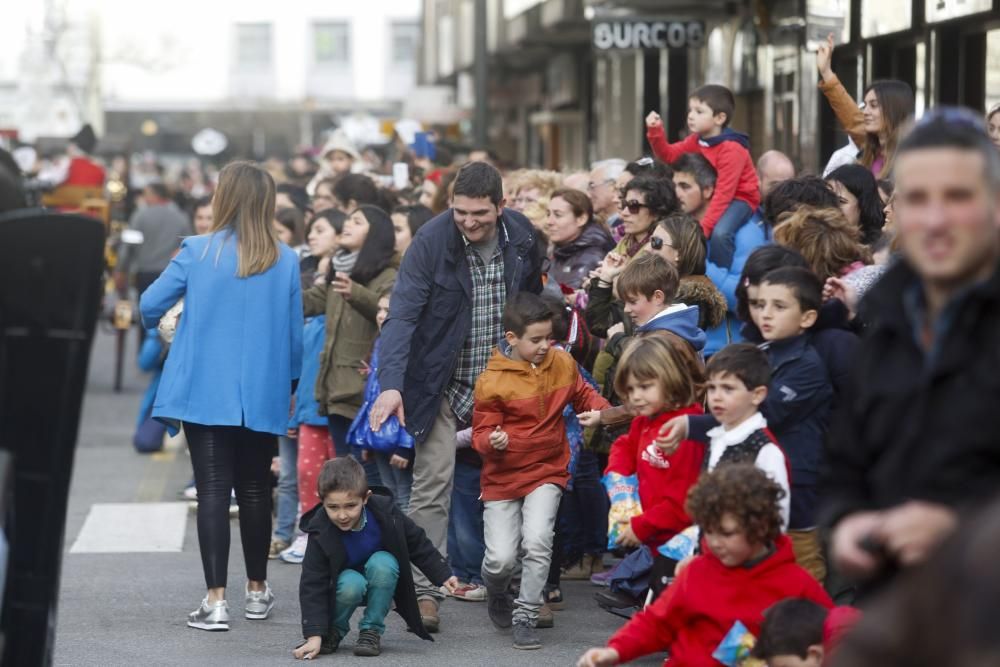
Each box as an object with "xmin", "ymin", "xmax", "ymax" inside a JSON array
[{"xmin": 140, "ymin": 233, "xmax": 303, "ymax": 436}]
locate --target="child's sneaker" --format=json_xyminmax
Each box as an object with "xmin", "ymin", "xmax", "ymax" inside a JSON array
[
  {"xmin": 512, "ymin": 619, "xmax": 541, "ymax": 650},
  {"xmin": 187, "ymin": 597, "xmax": 230, "ymax": 631},
  {"xmin": 279, "ymin": 534, "xmax": 308, "ymax": 564},
  {"xmin": 487, "ymin": 590, "xmax": 513, "ymax": 629},
  {"xmin": 353, "ymin": 629, "xmax": 381, "ymax": 657},
  {"xmin": 450, "ymin": 582, "xmax": 487, "ymax": 601},
  {"xmin": 244, "ymin": 582, "xmax": 275, "ymax": 619}
]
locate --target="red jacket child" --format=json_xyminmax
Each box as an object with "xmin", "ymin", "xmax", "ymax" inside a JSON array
[
  {"xmin": 645, "ymin": 127, "xmax": 760, "ymax": 238},
  {"xmin": 473, "ymin": 346, "xmax": 611, "ymax": 501},
  {"xmin": 608, "ymin": 534, "xmax": 833, "ymax": 666},
  {"xmin": 605, "ymin": 405, "xmax": 705, "ymax": 546}
]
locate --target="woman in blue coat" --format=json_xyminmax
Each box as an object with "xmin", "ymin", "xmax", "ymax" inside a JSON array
[{"xmin": 140, "ymin": 161, "xmax": 303, "ymax": 632}]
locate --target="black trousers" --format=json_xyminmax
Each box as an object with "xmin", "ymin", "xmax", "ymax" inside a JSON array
[{"xmin": 185, "ymin": 423, "xmax": 275, "ymax": 589}]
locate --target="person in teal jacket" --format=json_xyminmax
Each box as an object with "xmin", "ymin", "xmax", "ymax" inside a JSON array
[{"xmin": 139, "ymin": 161, "xmax": 303, "ymax": 633}]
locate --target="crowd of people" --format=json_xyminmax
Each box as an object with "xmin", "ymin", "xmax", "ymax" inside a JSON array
[{"xmin": 4, "ymin": 36, "xmax": 1000, "ymax": 666}]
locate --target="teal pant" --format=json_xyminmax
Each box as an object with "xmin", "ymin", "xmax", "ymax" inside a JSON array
[{"xmin": 332, "ymin": 551, "xmax": 400, "ymax": 638}]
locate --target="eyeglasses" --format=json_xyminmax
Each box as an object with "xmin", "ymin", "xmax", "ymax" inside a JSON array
[
  {"xmin": 649, "ymin": 236, "xmax": 673, "ymax": 251},
  {"xmin": 620, "ymin": 199, "xmax": 649, "ymax": 214},
  {"xmin": 587, "ymin": 179, "xmax": 614, "ymax": 191}
]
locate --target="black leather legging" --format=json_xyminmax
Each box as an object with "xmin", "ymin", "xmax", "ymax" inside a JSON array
[{"xmin": 185, "ymin": 423, "xmax": 275, "ymax": 589}]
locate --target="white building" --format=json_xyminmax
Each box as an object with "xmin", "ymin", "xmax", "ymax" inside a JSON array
[{"xmin": 0, "ymin": 1, "xmax": 422, "ymax": 153}]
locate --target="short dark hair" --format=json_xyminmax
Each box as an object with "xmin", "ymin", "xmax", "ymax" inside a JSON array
[
  {"xmin": 502, "ymin": 292, "xmax": 553, "ymax": 337},
  {"xmin": 690, "ymin": 84, "xmax": 736, "ymax": 127},
  {"xmin": 333, "ymin": 173, "xmax": 380, "ymax": 207},
  {"xmin": 392, "ymin": 204, "xmax": 434, "ymax": 236},
  {"xmin": 760, "ymin": 266, "xmax": 822, "ymax": 314},
  {"xmin": 706, "ymin": 343, "xmax": 771, "ymax": 390},
  {"xmin": 763, "ymin": 175, "xmax": 841, "ymax": 224},
  {"xmin": 826, "ymin": 164, "xmax": 886, "ymax": 245},
  {"xmin": 617, "ymin": 252, "xmax": 680, "ymax": 303},
  {"xmin": 686, "ymin": 464, "xmax": 784, "ymax": 547},
  {"xmin": 317, "ymin": 457, "xmax": 368, "ymax": 499},
  {"xmin": 453, "ymin": 161, "xmax": 504, "ymax": 206},
  {"xmin": 276, "ymin": 183, "xmax": 310, "ymax": 214},
  {"xmin": 751, "ymin": 598, "xmax": 829, "ymax": 660},
  {"xmin": 145, "ymin": 182, "xmax": 171, "ymax": 200},
  {"xmin": 623, "ymin": 173, "xmax": 680, "ymax": 220},
  {"xmin": 192, "ymin": 195, "xmax": 213, "ymax": 213},
  {"xmin": 897, "ymin": 106, "xmax": 1000, "ymax": 188},
  {"xmin": 736, "ymin": 246, "xmax": 809, "ymax": 322},
  {"xmin": 541, "ymin": 293, "xmax": 571, "ymax": 343},
  {"xmin": 672, "ymin": 153, "xmax": 717, "ymax": 190}
]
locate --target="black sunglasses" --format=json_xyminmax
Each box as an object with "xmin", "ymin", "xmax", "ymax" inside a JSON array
[{"xmin": 620, "ymin": 199, "xmax": 649, "ymax": 214}]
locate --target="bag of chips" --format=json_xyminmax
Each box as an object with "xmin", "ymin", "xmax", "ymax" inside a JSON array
[
  {"xmin": 602, "ymin": 472, "xmax": 643, "ymax": 550},
  {"xmin": 712, "ymin": 620, "xmax": 765, "ymax": 667}
]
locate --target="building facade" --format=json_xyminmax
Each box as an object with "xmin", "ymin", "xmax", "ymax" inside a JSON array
[{"xmin": 419, "ymin": 0, "xmax": 999, "ymax": 172}]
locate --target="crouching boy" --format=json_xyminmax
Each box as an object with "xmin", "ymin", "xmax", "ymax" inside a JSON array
[
  {"xmin": 576, "ymin": 465, "xmax": 831, "ymax": 667},
  {"xmin": 293, "ymin": 458, "xmax": 458, "ymax": 660},
  {"xmin": 474, "ymin": 292, "xmax": 611, "ymax": 650}
]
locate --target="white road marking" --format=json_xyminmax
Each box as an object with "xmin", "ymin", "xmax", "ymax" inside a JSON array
[{"xmin": 69, "ymin": 502, "xmax": 188, "ymax": 553}]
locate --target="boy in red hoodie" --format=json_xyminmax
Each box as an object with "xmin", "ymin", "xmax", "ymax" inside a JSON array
[
  {"xmin": 473, "ymin": 292, "xmax": 611, "ymax": 650},
  {"xmin": 645, "ymin": 84, "xmax": 761, "ymax": 270},
  {"xmin": 577, "ymin": 465, "xmax": 832, "ymax": 667}
]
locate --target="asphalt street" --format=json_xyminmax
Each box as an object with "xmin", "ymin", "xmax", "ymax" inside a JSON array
[{"xmin": 54, "ymin": 326, "xmax": 665, "ymax": 667}]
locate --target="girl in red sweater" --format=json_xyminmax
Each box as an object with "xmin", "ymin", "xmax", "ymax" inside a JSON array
[
  {"xmin": 605, "ymin": 334, "xmax": 706, "ymax": 549},
  {"xmin": 578, "ymin": 465, "xmax": 832, "ymax": 667}
]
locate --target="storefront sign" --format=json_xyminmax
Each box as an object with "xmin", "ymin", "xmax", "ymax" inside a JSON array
[{"xmin": 592, "ymin": 19, "xmax": 706, "ymax": 51}]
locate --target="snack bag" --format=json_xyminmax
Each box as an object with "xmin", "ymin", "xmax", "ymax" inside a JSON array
[
  {"xmin": 712, "ymin": 620, "xmax": 765, "ymax": 667},
  {"xmin": 658, "ymin": 525, "xmax": 699, "ymax": 561},
  {"xmin": 602, "ymin": 472, "xmax": 643, "ymax": 549}
]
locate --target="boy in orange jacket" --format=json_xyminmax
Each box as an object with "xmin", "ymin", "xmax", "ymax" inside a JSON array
[{"xmin": 473, "ymin": 292, "xmax": 612, "ymax": 651}]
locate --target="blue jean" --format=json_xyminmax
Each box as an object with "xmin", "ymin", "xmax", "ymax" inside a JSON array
[
  {"xmin": 373, "ymin": 452, "xmax": 414, "ymax": 512},
  {"xmin": 327, "ymin": 415, "xmax": 382, "ymax": 487},
  {"xmin": 448, "ymin": 459, "xmax": 485, "ymax": 584},
  {"xmin": 332, "ymin": 551, "xmax": 399, "ymax": 638},
  {"xmin": 706, "ymin": 199, "xmax": 753, "ymax": 269},
  {"xmin": 274, "ymin": 436, "xmax": 299, "ymax": 542}
]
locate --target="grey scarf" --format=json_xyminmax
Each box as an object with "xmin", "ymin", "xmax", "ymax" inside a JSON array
[{"xmin": 331, "ymin": 250, "xmax": 359, "ymax": 276}]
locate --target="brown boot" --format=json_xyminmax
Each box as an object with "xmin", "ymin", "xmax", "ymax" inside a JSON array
[
  {"xmin": 536, "ymin": 603, "xmax": 554, "ymax": 629},
  {"xmin": 418, "ymin": 599, "xmax": 440, "ymax": 633},
  {"xmin": 561, "ymin": 554, "xmax": 593, "ymax": 580}
]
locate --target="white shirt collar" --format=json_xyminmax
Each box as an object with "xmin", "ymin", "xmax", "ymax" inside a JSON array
[{"xmin": 707, "ymin": 411, "xmax": 768, "ymax": 448}]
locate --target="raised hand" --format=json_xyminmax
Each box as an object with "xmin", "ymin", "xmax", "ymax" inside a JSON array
[
  {"xmin": 816, "ymin": 33, "xmax": 835, "ymax": 81},
  {"xmin": 645, "ymin": 111, "xmax": 663, "ymax": 129}
]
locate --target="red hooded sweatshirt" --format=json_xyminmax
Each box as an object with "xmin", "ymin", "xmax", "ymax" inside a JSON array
[
  {"xmin": 608, "ymin": 534, "xmax": 833, "ymax": 666},
  {"xmin": 605, "ymin": 405, "xmax": 705, "ymax": 546},
  {"xmin": 645, "ymin": 126, "xmax": 761, "ymax": 239}
]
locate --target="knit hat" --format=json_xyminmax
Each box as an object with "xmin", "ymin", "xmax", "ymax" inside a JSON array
[{"xmin": 320, "ymin": 130, "xmax": 360, "ymax": 162}]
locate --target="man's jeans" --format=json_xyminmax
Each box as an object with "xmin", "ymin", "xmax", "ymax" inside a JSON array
[
  {"xmin": 331, "ymin": 551, "xmax": 400, "ymax": 638},
  {"xmin": 448, "ymin": 458, "xmax": 486, "ymax": 584},
  {"xmin": 274, "ymin": 436, "xmax": 298, "ymax": 543},
  {"xmin": 482, "ymin": 483, "xmax": 562, "ymax": 625},
  {"xmin": 374, "ymin": 452, "xmax": 414, "ymax": 512},
  {"xmin": 408, "ymin": 400, "xmax": 457, "ymax": 602}
]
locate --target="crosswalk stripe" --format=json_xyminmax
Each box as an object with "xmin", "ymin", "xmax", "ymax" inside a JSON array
[{"xmin": 69, "ymin": 502, "xmax": 188, "ymax": 553}]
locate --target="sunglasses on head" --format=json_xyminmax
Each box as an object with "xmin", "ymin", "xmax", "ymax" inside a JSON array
[{"xmin": 620, "ymin": 199, "xmax": 649, "ymax": 214}]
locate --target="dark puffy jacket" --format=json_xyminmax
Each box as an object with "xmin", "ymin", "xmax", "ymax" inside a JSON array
[
  {"xmin": 298, "ymin": 489, "xmax": 452, "ymax": 640},
  {"xmin": 820, "ymin": 259, "xmax": 1000, "ymax": 540},
  {"xmin": 548, "ymin": 222, "xmax": 615, "ymax": 290},
  {"xmin": 378, "ymin": 209, "xmax": 543, "ymax": 443}
]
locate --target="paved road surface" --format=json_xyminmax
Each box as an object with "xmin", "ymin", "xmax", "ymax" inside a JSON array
[{"xmin": 54, "ymin": 328, "xmax": 665, "ymax": 666}]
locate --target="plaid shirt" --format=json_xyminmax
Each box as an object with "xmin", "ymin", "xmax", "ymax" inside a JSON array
[{"xmin": 445, "ymin": 225, "xmax": 508, "ymax": 423}]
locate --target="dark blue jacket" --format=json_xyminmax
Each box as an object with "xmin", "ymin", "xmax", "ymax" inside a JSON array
[
  {"xmin": 377, "ymin": 208, "xmax": 543, "ymax": 443},
  {"xmin": 691, "ymin": 334, "xmax": 832, "ymax": 529}
]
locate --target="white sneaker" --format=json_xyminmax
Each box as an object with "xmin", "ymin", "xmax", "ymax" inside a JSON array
[
  {"xmin": 188, "ymin": 597, "xmax": 230, "ymax": 631},
  {"xmin": 279, "ymin": 534, "xmax": 308, "ymax": 564}
]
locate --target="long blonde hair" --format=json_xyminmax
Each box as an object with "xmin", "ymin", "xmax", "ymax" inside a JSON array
[{"xmin": 210, "ymin": 161, "xmax": 279, "ymax": 277}]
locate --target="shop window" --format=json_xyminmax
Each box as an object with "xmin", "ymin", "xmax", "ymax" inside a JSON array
[
  {"xmin": 235, "ymin": 23, "xmax": 272, "ymax": 67},
  {"xmin": 860, "ymin": 0, "xmax": 912, "ymax": 39},
  {"xmin": 314, "ymin": 22, "xmax": 351, "ymax": 66}
]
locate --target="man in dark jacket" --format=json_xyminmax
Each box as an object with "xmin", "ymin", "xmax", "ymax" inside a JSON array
[
  {"xmin": 822, "ymin": 108, "xmax": 1000, "ymax": 594},
  {"xmin": 370, "ymin": 162, "xmax": 543, "ymax": 631}
]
